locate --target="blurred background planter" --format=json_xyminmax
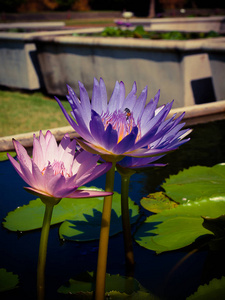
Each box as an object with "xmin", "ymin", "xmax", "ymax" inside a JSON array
[
  {"xmin": 35, "ymin": 33, "xmax": 225, "ymax": 108},
  {"xmin": 0, "ymin": 28, "xmax": 93, "ymax": 90},
  {"xmin": 122, "ymin": 16, "xmax": 225, "ymax": 33},
  {"xmin": 0, "ymin": 32, "xmax": 42, "ymax": 90},
  {"xmin": 0, "ymin": 17, "xmax": 225, "ymax": 108}
]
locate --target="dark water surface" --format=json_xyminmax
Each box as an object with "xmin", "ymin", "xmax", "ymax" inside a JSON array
[{"xmin": 0, "ymin": 119, "xmax": 225, "ymax": 300}]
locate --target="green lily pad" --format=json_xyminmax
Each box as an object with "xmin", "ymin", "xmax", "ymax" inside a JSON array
[
  {"xmin": 0, "ymin": 268, "xmax": 19, "ymax": 292},
  {"xmin": 58, "ymin": 272, "xmax": 157, "ymax": 299},
  {"xmin": 0, "ymin": 151, "xmax": 16, "ymax": 161},
  {"xmin": 3, "ymin": 197, "xmax": 78, "ymax": 231},
  {"xmin": 140, "ymin": 192, "xmax": 178, "ymax": 213},
  {"xmin": 134, "ymin": 196, "xmax": 225, "ymax": 253},
  {"xmin": 59, "ymin": 191, "xmax": 139, "ymax": 241},
  {"xmin": 162, "ymin": 164, "xmax": 225, "ymax": 204},
  {"xmin": 3, "ymin": 188, "xmax": 139, "ymax": 240},
  {"xmin": 3, "ymin": 187, "xmax": 108, "ymax": 231},
  {"xmin": 187, "ymin": 276, "xmax": 225, "ymax": 300}
]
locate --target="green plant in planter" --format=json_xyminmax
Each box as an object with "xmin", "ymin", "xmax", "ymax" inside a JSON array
[{"xmin": 85, "ymin": 25, "xmax": 222, "ymax": 40}]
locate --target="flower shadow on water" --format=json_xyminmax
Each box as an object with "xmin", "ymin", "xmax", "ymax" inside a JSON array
[
  {"xmin": 61, "ymin": 208, "xmax": 140, "ymax": 241},
  {"xmin": 134, "ymin": 221, "xmax": 162, "ymax": 241}
]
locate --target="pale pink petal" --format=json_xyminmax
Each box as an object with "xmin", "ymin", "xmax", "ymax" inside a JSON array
[
  {"xmin": 46, "ymin": 174, "xmax": 66, "ymax": 197},
  {"xmin": 61, "ymin": 139, "xmax": 77, "ymax": 171},
  {"xmin": 74, "ymin": 152, "xmax": 99, "ymax": 180},
  {"xmin": 31, "ymin": 161, "xmax": 45, "ymax": 191},
  {"xmin": 71, "ymin": 149, "xmax": 98, "ymax": 175},
  {"xmin": 45, "ymin": 133, "xmax": 58, "ymax": 163},
  {"xmin": 7, "ymin": 154, "xmax": 27, "ymax": 182},
  {"xmin": 42, "ymin": 163, "xmax": 55, "ymax": 191},
  {"xmin": 19, "ymin": 160, "xmax": 36, "ymax": 187},
  {"xmin": 38, "ymin": 131, "xmax": 47, "ymax": 159},
  {"xmin": 32, "ymin": 135, "xmax": 45, "ymax": 170},
  {"xmin": 45, "ymin": 130, "xmax": 53, "ymax": 145},
  {"xmin": 76, "ymin": 162, "xmax": 111, "ymax": 187},
  {"xmin": 58, "ymin": 133, "xmax": 71, "ymax": 160},
  {"xmin": 67, "ymin": 189, "xmax": 113, "ymax": 198},
  {"xmin": 13, "ymin": 139, "xmax": 32, "ymax": 172},
  {"xmin": 24, "ymin": 187, "xmax": 53, "ymax": 198}
]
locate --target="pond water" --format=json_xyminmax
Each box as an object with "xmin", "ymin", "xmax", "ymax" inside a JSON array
[{"xmin": 0, "ymin": 119, "xmax": 225, "ymax": 300}]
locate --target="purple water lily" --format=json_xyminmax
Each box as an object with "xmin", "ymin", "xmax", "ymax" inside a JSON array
[
  {"xmin": 55, "ymin": 78, "xmax": 191, "ymax": 163},
  {"xmin": 7, "ymin": 130, "xmax": 112, "ymax": 200}
]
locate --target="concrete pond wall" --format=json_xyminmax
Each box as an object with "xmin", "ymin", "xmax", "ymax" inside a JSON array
[{"xmin": 1, "ymin": 100, "xmax": 225, "ymax": 151}]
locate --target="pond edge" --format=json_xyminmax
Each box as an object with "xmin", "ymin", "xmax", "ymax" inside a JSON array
[{"xmin": 0, "ymin": 100, "xmax": 225, "ymax": 152}]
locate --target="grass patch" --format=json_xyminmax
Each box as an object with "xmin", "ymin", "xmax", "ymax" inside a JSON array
[{"xmin": 0, "ymin": 90, "xmax": 71, "ymax": 137}]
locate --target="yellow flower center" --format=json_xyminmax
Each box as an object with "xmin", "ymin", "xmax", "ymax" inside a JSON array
[{"xmin": 101, "ymin": 109, "xmax": 138, "ymax": 143}]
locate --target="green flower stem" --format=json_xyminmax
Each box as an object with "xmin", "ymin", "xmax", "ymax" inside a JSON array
[
  {"xmin": 95, "ymin": 162, "xmax": 116, "ymax": 300},
  {"xmin": 121, "ymin": 173, "xmax": 135, "ymax": 276},
  {"xmin": 37, "ymin": 203, "xmax": 54, "ymax": 300}
]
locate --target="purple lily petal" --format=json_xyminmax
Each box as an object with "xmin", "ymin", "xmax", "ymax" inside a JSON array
[
  {"xmin": 92, "ymin": 77, "xmax": 103, "ymax": 115},
  {"xmin": 102, "ymin": 123, "xmax": 118, "ymax": 150},
  {"xmin": 121, "ymin": 81, "xmax": 137, "ymax": 111},
  {"xmin": 112, "ymin": 126, "xmax": 138, "ymax": 155},
  {"xmin": 78, "ymin": 81, "xmax": 92, "ymax": 122},
  {"xmin": 55, "ymin": 96, "xmax": 74, "ymax": 124},
  {"xmin": 72, "ymin": 108, "xmax": 94, "ymax": 141},
  {"xmin": 140, "ymin": 91, "xmax": 160, "ymax": 127},
  {"xmin": 108, "ymin": 81, "xmax": 125, "ymax": 113},
  {"xmin": 132, "ymin": 86, "xmax": 148, "ymax": 123},
  {"xmin": 89, "ymin": 110, "xmax": 105, "ymax": 145},
  {"xmin": 67, "ymin": 85, "xmax": 80, "ymax": 107}
]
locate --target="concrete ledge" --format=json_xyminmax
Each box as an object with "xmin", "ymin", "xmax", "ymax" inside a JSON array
[
  {"xmin": 0, "ymin": 28, "xmax": 102, "ymax": 40},
  {"xmin": 0, "ymin": 22, "xmax": 65, "ymax": 31},
  {"xmin": 167, "ymin": 100, "xmax": 225, "ymax": 126},
  {"xmin": 34, "ymin": 34, "xmax": 225, "ymax": 52},
  {"xmin": 0, "ymin": 126, "xmax": 78, "ymax": 152},
  {"xmin": 1, "ymin": 101, "xmax": 224, "ymax": 152}
]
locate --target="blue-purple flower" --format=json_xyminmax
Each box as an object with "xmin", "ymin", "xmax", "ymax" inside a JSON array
[{"xmin": 55, "ymin": 78, "xmax": 191, "ymax": 162}]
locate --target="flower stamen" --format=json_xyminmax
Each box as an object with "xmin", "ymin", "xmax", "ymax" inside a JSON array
[
  {"xmin": 41, "ymin": 160, "xmax": 72, "ymax": 178},
  {"xmin": 101, "ymin": 110, "xmax": 138, "ymax": 143}
]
